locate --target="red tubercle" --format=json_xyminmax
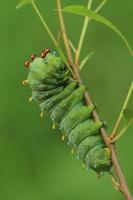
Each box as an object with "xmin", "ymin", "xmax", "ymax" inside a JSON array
[
  {"xmin": 40, "ymin": 52, "xmax": 45, "ymax": 58},
  {"xmin": 44, "ymin": 48, "xmax": 50, "ymax": 54},
  {"xmin": 40, "ymin": 48, "xmax": 50, "ymax": 58},
  {"xmin": 24, "ymin": 60, "xmax": 30, "ymax": 68},
  {"xmin": 31, "ymin": 54, "xmax": 36, "ymax": 61}
]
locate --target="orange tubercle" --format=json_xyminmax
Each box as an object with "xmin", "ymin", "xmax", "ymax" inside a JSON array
[
  {"xmin": 24, "ymin": 60, "xmax": 30, "ymax": 68},
  {"xmin": 31, "ymin": 54, "xmax": 36, "ymax": 61},
  {"xmin": 40, "ymin": 48, "xmax": 50, "ymax": 58}
]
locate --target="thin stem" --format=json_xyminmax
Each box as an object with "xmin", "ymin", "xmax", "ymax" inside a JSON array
[
  {"xmin": 31, "ymin": 1, "xmax": 57, "ymax": 49},
  {"xmin": 69, "ymin": 40, "xmax": 76, "ymax": 54},
  {"xmin": 31, "ymin": 0, "xmax": 74, "ymax": 75},
  {"xmin": 57, "ymin": 30, "xmax": 61, "ymax": 44},
  {"xmin": 75, "ymin": 0, "xmax": 108, "ymax": 65},
  {"xmin": 111, "ymin": 81, "xmax": 133, "ymax": 139},
  {"xmin": 79, "ymin": 51, "xmax": 95, "ymax": 70},
  {"xmin": 75, "ymin": 0, "xmax": 93, "ymax": 65},
  {"xmin": 95, "ymin": 0, "xmax": 108, "ymax": 13},
  {"xmin": 112, "ymin": 119, "xmax": 133, "ymax": 143},
  {"xmin": 56, "ymin": 0, "xmax": 73, "ymax": 65}
]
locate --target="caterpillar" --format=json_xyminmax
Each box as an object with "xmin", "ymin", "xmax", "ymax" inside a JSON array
[{"xmin": 23, "ymin": 48, "xmax": 112, "ymax": 175}]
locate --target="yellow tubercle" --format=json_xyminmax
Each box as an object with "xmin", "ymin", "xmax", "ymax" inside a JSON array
[
  {"xmin": 70, "ymin": 149, "xmax": 74, "ymax": 155},
  {"xmin": 52, "ymin": 123, "xmax": 56, "ymax": 130},
  {"xmin": 82, "ymin": 163, "xmax": 85, "ymax": 169},
  {"xmin": 61, "ymin": 135, "xmax": 65, "ymax": 141},
  {"xmin": 104, "ymin": 148, "xmax": 111, "ymax": 156},
  {"xmin": 28, "ymin": 97, "xmax": 33, "ymax": 102},
  {"xmin": 96, "ymin": 172, "xmax": 100, "ymax": 178},
  {"xmin": 40, "ymin": 112, "xmax": 44, "ymax": 118},
  {"xmin": 22, "ymin": 80, "xmax": 28, "ymax": 85}
]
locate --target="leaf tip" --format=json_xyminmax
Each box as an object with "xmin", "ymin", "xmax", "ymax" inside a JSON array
[{"xmin": 15, "ymin": 0, "xmax": 33, "ymax": 10}]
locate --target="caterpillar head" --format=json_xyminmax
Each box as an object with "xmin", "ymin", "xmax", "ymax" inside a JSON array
[{"xmin": 24, "ymin": 48, "xmax": 64, "ymax": 86}]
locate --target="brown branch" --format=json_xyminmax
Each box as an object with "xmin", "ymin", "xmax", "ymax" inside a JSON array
[
  {"xmin": 56, "ymin": 0, "xmax": 73, "ymax": 65},
  {"xmin": 56, "ymin": 1, "xmax": 133, "ymax": 200}
]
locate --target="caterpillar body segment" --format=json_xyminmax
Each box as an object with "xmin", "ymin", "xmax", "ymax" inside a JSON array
[
  {"xmin": 50, "ymin": 85, "xmax": 86, "ymax": 126},
  {"xmin": 60, "ymin": 103, "xmax": 94, "ymax": 136},
  {"xmin": 85, "ymin": 144, "xmax": 111, "ymax": 173},
  {"xmin": 69, "ymin": 120, "xmax": 103, "ymax": 147},
  {"xmin": 77, "ymin": 136, "xmax": 104, "ymax": 160},
  {"xmin": 32, "ymin": 86, "xmax": 65, "ymax": 103},
  {"xmin": 24, "ymin": 49, "xmax": 112, "ymax": 174},
  {"xmin": 39, "ymin": 82, "xmax": 78, "ymax": 113}
]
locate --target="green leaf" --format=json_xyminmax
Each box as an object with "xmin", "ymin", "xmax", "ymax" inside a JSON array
[
  {"xmin": 123, "ymin": 109, "xmax": 133, "ymax": 121},
  {"xmin": 16, "ymin": 0, "xmax": 34, "ymax": 9},
  {"xmin": 63, "ymin": 5, "xmax": 133, "ymax": 56}
]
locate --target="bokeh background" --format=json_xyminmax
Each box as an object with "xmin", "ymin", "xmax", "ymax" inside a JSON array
[{"xmin": 0, "ymin": 0, "xmax": 133, "ymax": 199}]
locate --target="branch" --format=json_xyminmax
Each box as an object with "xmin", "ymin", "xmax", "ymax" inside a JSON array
[
  {"xmin": 56, "ymin": 0, "xmax": 73, "ymax": 65},
  {"xmin": 56, "ymin": 1, "xmax": 133, "ymax": 200}
]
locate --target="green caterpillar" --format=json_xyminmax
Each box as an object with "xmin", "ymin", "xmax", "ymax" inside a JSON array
[{"xmin": 23, "ymin": 48, "xmax": 112, "ymax": 175}]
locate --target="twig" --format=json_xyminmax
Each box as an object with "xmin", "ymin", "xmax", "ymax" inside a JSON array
[
  {"xmin": 75, "ymin": 0, "xmax": 93, "ymax": 65},
  {"xmin": 69, "ymin": 40, "xmax": 76, "ymax": 54},
  {"xmin": 95, "ymin": 0, "xmax": 108, "ymax": 13},
  {"xmin": 75, "ymin": 0, "xmax": 108, "ymax": 65},
  {"xmin": 112, "ymin": 119, "xmax": 133, "ymax": 143},
  {"xmin": 57, "ymin": 30, "xmax": 61, "ymax": 44},
  {"xmin": 110, "ymin": 81, "xmax": 133, "ymax": 139},
  {"xmin": 56, "ymin": 1, "xmax": 133, "ymax": 200},
  {"xmin": 31, "ymin": 1, "xmax": 57, "ymax": 50},
  {"xmin": 79, "ymin": 51, "xmax": 95, "ymax": 70},
  {"xmin": 56, "ymin": 0, "xmax": 73, "ymax": 65}
]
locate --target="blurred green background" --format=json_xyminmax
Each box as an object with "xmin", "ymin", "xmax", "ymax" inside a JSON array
[{"xmin": 0, "ymin": 0, "xmax": 133, "ymax": 199}]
